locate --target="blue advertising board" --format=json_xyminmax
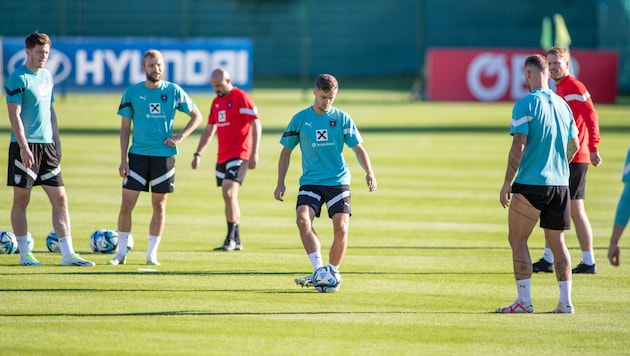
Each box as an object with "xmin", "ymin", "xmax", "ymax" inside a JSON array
[{"xmin": 1, "ymin": 38, "xmax": 252, "ymax": 92}]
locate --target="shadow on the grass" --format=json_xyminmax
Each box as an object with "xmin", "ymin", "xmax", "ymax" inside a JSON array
[
  {"xmin": 0, "ymin": 270, "xmax": 512, "ymax": 276},
  {"xmin": 0, "ymin": 310, "xmax": 491, "ymax": 317}
]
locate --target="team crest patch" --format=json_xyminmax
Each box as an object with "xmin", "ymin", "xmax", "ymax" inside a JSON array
[
  {"xmin": 14, "ymin": 174, "xmax": 22, "ymax": 185},
  {"xmin": 161, "ymin": 94, "xmax": 167, "ymax": 101},
  {"xmin": 329, "ymin": 119, "xmax": 337, "ymax": 127},
  {"xmin": 228, "ymin": 102, "xmax": 233, "ymax": 109}
]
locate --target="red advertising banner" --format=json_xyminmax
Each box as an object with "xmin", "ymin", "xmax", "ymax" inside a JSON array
[{"xmin": 426, "ymin": 48, "xmax": 618, "ymax": 103}]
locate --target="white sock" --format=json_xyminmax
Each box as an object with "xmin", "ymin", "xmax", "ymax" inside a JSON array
[
  {"xmin": 147, "ymin": 235, "xmax": 161, "ymax": 261},
  {"xmin": 516, "ymin": 279, "xmax": 532, "ymax": 304},
  {"xmin": 582, "ymin": 250, "xmax": 595, "ymax": 265},
  {"xmin": 328, "ymin": 264, "xmax": 339, "ymax": 271},
  {"xmin": 558, "ymin": 280, "xmax": 573, "ymax": 305},
  {"xmin": 543, "ymin": 248, "xmax": 554, "ymax": 263},
  {"xmin": 308, "ymin": 251, "xmax": 323, "ymax": 271},
  {"xmin": 16, "ymin": 233, "xmax": 32, "ymax": 256},
  {"xmin": 57, "ymin": 236, "xmax": 76, "ymax": 257},
  {"xmin": 115, "ymin": 232, "xmax": 130, "ymax": 259}
]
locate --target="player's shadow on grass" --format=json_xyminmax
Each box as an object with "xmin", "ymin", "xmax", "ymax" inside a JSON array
[
  {"xmin": 0, "ymin": 270, "xmax": 513, "ymax": 278},
  {"xmin": 0, "ymin": 310, "xmax": 492, "ymax": 317}
]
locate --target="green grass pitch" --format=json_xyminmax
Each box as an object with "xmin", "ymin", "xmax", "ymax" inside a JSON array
[{"xmin": 0, "ymin": 88, "xmax": 629, "ymax": 355}]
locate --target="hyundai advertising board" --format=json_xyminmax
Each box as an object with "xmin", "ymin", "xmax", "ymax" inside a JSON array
[{"xmin": 1, "ymin": 38, "xmax": 252, "ymax": 93}]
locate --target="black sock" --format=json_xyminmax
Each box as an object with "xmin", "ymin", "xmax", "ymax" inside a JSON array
[
  {"xmin": 234, "ymin": 224, "xmax": 240, "ymax": 244},
  {"xmin": 226, "ymin": 222, "xmax": 236, "ymax": 241}
]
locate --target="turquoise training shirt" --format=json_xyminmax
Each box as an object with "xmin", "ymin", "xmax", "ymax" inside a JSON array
[
  {"xmin": 510, "ymin": 88, "xmax": 578, "ymax": 186},
  {"xmin": 117, "ymin": 80, "xmax": 196, "ymax": 157},
  {"xmin": 5, "ymin": 65, "xmax": 56, "ymax": 143},
  {"xmin": 280, "ymin": 106, "xmax": 362, "ymax": 187}
]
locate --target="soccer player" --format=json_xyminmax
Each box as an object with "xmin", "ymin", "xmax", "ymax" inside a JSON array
[
  {"xmin": 274, "ymin": 74, "xmax": 377, "ymax": 292},
  {"xmin": 108, "ymin": 49, "xmax": 202, "ymax": 266},
  {"xmin": 497, "ymin": 54, "xmax": 579, "ymax": 314},
  {"xmin": 607, "ymin": 148, "xmax": 630, "ymax": 267},
  {"xmin": 191, "ymin": 68, "xmax": 261, "ymax": 251},
  {"xmin": 4, "ymin": 32, "xmax": 94, "ymax": 266},
  {"xmin": 532, "ymin": 46, "xmax": 602, "ymax": 274}
]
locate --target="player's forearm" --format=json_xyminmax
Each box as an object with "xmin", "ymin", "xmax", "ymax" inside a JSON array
[
  {"xmin": 567, "ymin": 138, "xmax": 579, "ymax": 162},
  {"xmin": 194, "ymin": 125, "xmax": 215, "ymax": 154},
  {"xmin": 8, "ymin": 117, "xmax": 29, "ymax": 147},
  {"xmin": 251, "ymin": 119, "xmax": 262, "ymax": 156},
  {"xmin": 7, "ymin": 104, "xmax": 29, "ymax": 147},
  {"xmin": 504, "ymin": 134, "xmax": 525, "ymax": 184},
  {"xmin": 276, "ymin": 149, "xmax": 291, "ymax": 185},
  {"xmin": 119, "ymin": 128, "xmax": 131, "ymax": 160},
  {"xmin": 177, "ymin": 108, "xmax": 203, "ymax": 141}
]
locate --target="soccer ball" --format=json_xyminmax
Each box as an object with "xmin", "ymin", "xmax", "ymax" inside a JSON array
[
  {"xmin": 0, "ymin": 231, "xmax": 18, "ymax": 254},
  {"xmin": 313, "ymin": 265, "xmax": 342, "ymax": 293},
  {"xmin": 90, "ymin": 229, "xmax": 118, "ymax": 254},
  {"xmin": 46, "ymin": 230, "xmax": 60, "ymax": 252}
]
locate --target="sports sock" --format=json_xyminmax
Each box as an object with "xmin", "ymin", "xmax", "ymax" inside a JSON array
[
  {"xmin": 516, "ymin": 278, "xmax": 532, "ymax": 304},
  {"xmin": 147, "ymin": 235, "xmax": 161, "ymax": 261},
  {"xmin": 226, "ymin": 222, "xmax": 236, "ymax": 241},
  {"xmin": 308, "ymin": 251, "xmax": 323, "ymax": 271},
  {"xmin": 234, "ymin": 223, "xmax": 241, "ymax": 244},
  {"xmin": 57, "ymin": 236, "xmax": 76, "ymax": 257},
  {"xmin": 328, "ymin": 264, "xmax": 339, "ymax": 271},
  {"xmin": 542, "ymin": 248, "xmax": 554, "ymax": 263},
  {"xmin": 16, "ymin": 233, "xmax": 32, "ymax": 256},
  {"xmin": 115, "ymin": 232, "xmax": 130, "ymax": 259},
  {"xmin": 582, "ymin": 250, "xmax": 595, "ymax": 265},
  {"xmin": 558, "ymin": 280, "xmax": 572, "ymax": 305}
]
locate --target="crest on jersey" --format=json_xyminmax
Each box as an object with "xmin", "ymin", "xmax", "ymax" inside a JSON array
[
  {"xmin": 161, "ymin": 94, "xmax": 167, "ymax": 101},
  {"xmin": 329, "ymin": 119, "xmax": 337, "ymax": 127}
]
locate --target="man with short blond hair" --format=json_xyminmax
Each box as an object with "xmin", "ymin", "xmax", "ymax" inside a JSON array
[
  {"xmin": 532, "ymin": 46, "xmax": 603, "ymax": 274},
  {"xmin": 274, "ymin": 74, "xmax": 377, "ymax": 292}
]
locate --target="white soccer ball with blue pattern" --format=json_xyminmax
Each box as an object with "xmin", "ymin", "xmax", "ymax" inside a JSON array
[
  {"xmin": 46, "ymin": 230, "xmax": 60, "ymax": 253},
  {"xmin": 90, "ymin": 229, "xmax": 118, "ymax": 254},
  {"xmin": 313, "ymin": 265, "xmax": 342, "ymax": 293},
  {"xmin": 0, "ymin": 231, "xmax": 18, "ymax": 254}
]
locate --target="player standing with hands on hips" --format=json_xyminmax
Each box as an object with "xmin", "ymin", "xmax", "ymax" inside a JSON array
[
  {"xmin": 108, "ymin": 49, "xmax": 202, "ymax": 266},
  {"xmin": 191, "ymin": 68, "xmax": 261, "ymax": 251},
  {"xmin": 497, "ymin": 54, "xmax": 579, "ymax": 313},
  {"xmin": 532, "ymin": 46, "xmax": 602, "ymax": 274},
  {"xmin": 4, "ymin": 32, "xmax": 94, "ymax": 266},
  {"xmin": 274, "ymin": 74, "xmax": 377, "ymax": 292}
]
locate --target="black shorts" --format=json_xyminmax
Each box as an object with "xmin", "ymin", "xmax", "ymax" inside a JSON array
[
  {"xmin": 296, "ymin": 185, "xmax": 351, "ymax": 218},
  {"xmin": 7, "ymin": 142, "xmax": 64, "ymax": 188},
  {"xmin": 215, "ymin": 158, "xmax": 248, "ymax": 186},
  {"xmin": 569, "ymin": 162, "xmax": 588, "ymax": 200},
  {"xmin": 123, "ymin": 153, "xmax": 175, "ymax": 193},
  {"xmin": 511, "ymin": 183, "xmax": 571, "ymax": 230}
]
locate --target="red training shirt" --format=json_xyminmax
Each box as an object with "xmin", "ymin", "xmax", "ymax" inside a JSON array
[
  {"xmin": 554, "ymin": 75, "xmax": 601, "ymax": 164},
  {"xmin": 208, "ymin": 87, "xmax": 259, "ymax": 163}
]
